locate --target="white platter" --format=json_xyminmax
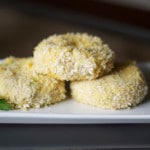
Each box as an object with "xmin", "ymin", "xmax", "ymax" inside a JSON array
[{"xmin": 0, "ymin": 63, "xmax": 149, "ymax": 124}]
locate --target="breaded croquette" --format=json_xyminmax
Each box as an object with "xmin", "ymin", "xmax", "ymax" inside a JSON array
[
  {"xmin": 0, "ymin": 57, "xmax": 66, "ymax": 110},
  {"xmin": 33, "ymin": 33, "xmax": 114, "ymax": 81},
  {"xmin": 70, "ymin": 62, "xmax": 148, "ymax": 109}
]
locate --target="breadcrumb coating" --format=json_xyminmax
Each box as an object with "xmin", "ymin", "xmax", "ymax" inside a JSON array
[
  {"xmin": 71, "ymin": 62, "xmax": 148, "ymax": 109},
  {"xmin": 33, "ymin": 33, "xmax": 114, "ymax": 81},
  {"xmin": 0, "ymin": 57, "xmax": 66, "ymax": 110}
]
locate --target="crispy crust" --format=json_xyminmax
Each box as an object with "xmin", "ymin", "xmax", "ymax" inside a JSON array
[
  {"xmin": 0, "ymin": 57, "xmax": 66, "ymax": 110},
  {"xmin": 70, "ymin": 62, "xmax": 148, "ymax": 109},
  {"xmin": 33, "ymin": 33, "xmax": 114, "ymax": 81}
]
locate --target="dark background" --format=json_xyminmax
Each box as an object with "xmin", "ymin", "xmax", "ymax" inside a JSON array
[{"xmin": 0, "ymin": 0, "xmax": 150, "ymax": 61}]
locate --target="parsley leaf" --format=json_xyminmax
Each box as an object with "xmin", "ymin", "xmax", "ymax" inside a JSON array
[{"xmin": 0, "ymin": 99, "xmax": 12, "ymax": 111}]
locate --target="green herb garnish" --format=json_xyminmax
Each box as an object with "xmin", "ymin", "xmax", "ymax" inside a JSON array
[{"xmin": 0, "ymin": 99, "xmax": 12, "ymax": 111}]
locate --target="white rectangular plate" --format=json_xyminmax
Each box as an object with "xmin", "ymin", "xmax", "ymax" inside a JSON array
[{"xmin": 0, "ymin": 63, "xmax": 150, "ymax": 124}]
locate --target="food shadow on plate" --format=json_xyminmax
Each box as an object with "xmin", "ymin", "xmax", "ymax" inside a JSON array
[
  {"xmin": 139, "ymin": 63, "xmax": 150, "ymax": 104},
  {"xmin": 65, "ymin": 81, "xmax": 72, "ymax": 98}
]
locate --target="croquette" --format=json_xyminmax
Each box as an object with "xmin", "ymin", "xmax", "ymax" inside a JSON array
[
  {"xmin": 70, "ymin": 62, "xmax": 148, "ymax": 109},
  {"xmin": 0, "ymin": 57, "xmax": 66, "ymax": 110},
  {"xmin": 33, "ymin": 33, "xmax": 114, "ymax": 81}
]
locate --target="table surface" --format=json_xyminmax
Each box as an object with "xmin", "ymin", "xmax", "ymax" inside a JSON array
[{"xmin": 0, "ymin": 124, "xmax": 150, "ymax": 149}]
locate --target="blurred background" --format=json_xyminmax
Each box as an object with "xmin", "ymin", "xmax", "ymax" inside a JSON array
[{"xmin": 0, "ymin": 0, "xmax": 150, "ymax": 61}]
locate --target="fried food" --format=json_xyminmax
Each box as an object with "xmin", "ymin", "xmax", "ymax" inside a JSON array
[
  {"xmin": 70, "ymin": 62, "xmax": 148, "ymax": 109},
  {"xmin": 0, "ymin": 57, "xmax": 66, "ymax": 110},
  {"xmin": 33, "ymin": 33, "xmax": 114, "ymax": 81}
]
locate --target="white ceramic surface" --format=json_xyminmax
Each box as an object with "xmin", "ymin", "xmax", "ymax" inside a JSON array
[{"xmin": 0, "ymin": 63, "xmax": 149, "ymax": 124}]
